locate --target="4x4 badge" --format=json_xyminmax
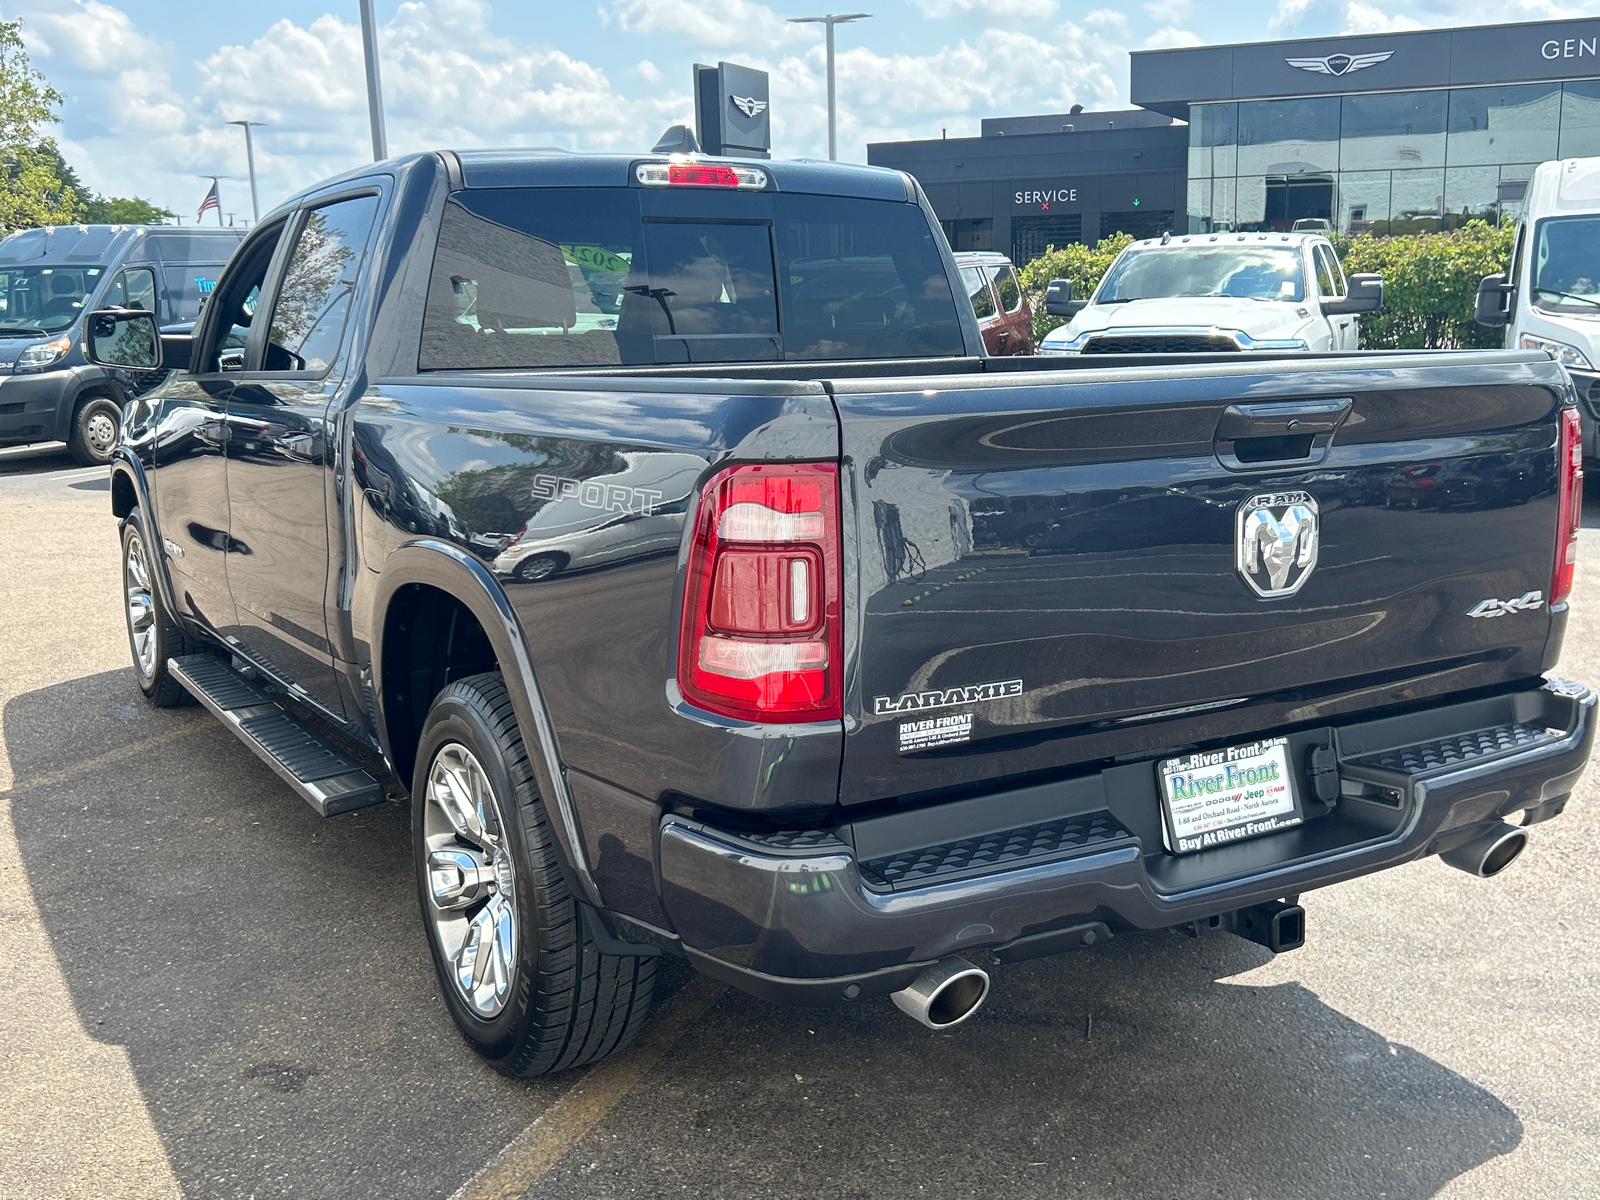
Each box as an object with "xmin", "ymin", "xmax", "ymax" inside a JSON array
[
  {"xmin": 1466, "ymin": 591, "xmax": 1544, "ymax": 618},
  {"xmin": 1237, "ymin": 491, "xmax": 1319, "ymax": 599}
]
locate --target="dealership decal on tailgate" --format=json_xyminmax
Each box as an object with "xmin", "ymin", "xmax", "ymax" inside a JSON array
[
  {"xmin": 1157, "ymin": 737, "xmax": 1303, "ymax": 854},
  {"xmin": 899, "ymin": 712, "xmax": 974, "ymax": 753}
]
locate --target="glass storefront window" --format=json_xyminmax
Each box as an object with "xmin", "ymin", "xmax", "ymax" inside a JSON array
[
  {"xmin": 1390, "ymin": 169, "xmax": 1446, "ymax": 233},
  {"xmin": 1235, "ymin": 176, "xmax": 1267, "ymax": 230},
  {"xmin": 1448, "ymin": 85, "xmax": 1560, "ymax": 167},
  {"xmin": 1338, "ymin": 91, "xmax": 1446, "ymax": 171},
  {"xmin": 1560, "ymin": 80, "xmax": 1600, "ymax": 158},
  {"xmin": 1237, "ymin": 98, "xmax": 1339, "ymax": 176},
  {"xmin": 1337, "ymin": 172, "xmax": 1390, "ymax": 235},
  {"xmin": 1186, "ymin": 179, "xmax": 1211, "ymax": 233},
  {"xmin": 1189, "ymin": 103, "xmax": 1237, "ymax": 178},
  {"xmin": 1444, "ymin": 165, "xmax": 1501, "ymax": 226}
]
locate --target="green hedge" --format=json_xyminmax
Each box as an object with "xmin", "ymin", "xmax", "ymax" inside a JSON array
[{"xmin": 1014, "ymin": 221, "xmax": 1514, "ymax": 350}]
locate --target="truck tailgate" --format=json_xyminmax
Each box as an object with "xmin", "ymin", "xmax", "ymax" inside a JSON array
[{"xmin": 835, "ymin": 353, "xmax": 1570, "ymax": 804}]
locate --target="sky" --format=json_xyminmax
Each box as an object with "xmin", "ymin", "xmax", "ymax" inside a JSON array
[{"xmin": 5, "ymin": 0, "xmax": 1600, "ymax": 222}]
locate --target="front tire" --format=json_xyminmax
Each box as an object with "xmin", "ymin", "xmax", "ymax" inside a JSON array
[
  {"xmin": 68, "ymin": 395, "xmax": 122, "ymax": 466},
  {"xmin": 121, "ymin": 509, "xmax": 195, "ymax": 706},
  {"xmin": 413, "ymin": 673, "xmax": 656, "ymax": 1077}
]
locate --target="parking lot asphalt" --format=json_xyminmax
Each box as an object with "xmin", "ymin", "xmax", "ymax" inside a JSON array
[{"xmin": 3, "ymin": 441, "xmax": 1599, "ymax": 1200}]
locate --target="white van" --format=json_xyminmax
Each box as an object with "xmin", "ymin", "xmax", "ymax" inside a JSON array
[
  {"xmin": 1476, "ymin": 157, "xmax": 1600, "ymax": 459},
  {"xmin": 1039, "ymin": 231, "xmax": 1382, "ymax": 355}
]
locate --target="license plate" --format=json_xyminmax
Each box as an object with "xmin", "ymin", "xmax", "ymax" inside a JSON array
[{"xmin": 1157, "ymin": 737, "xmax": 1303, "ymax": 855}]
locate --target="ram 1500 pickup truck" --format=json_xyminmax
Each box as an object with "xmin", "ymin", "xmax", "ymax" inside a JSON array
[{"xmin": 91, "ymin": 150, "xmax": 1594, "ymax": 1077}]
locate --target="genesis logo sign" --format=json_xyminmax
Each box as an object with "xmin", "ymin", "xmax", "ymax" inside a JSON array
[
  {"xmin": 1285, "ymin": 50, "xmax": 1393, "ymax": 77},
  {"xmin": 731, "ymin": 96, "xmax": 767, "ymax": 118}
]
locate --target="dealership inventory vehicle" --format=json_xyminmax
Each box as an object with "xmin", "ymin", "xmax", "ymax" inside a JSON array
[
  {"xmin": 954, "ymin": 251, "xmax": 1035, "ymax": 354},
  {"xmin": 0, "ymin": 223, "xmax": 244, "ymax": 464},
  {"xmin": 94, "ymin": 149, "xmax": 1592, "ymax": 1077},
  {"xmin": 1477, "ymin": 156, "xmax": 1600, "ymax": 461},
  {"xmin": 1040, "ymin": 230, "xmax": 1381, "ymax": 355}
]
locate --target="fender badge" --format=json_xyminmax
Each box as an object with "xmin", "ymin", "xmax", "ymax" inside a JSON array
[
  {"xmin": 873, "ymin": 677, "xmax": 1022, "ymax": 716},
  {"xmin": 1466, "ymin": 591, "xmax": 1544, "ymax": 618}
]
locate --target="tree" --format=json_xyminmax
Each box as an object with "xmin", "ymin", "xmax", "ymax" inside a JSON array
[
  {"xmin": 1016, "ymin": 233, "xmax": 1135, "ymax": 342},
  {"xmin": 0, "ymin": 19, "xmax": 80, "ymax": 234},
  {"xmin": 81, "ymin": 195, "xmax": 177, "ymax": 225}
]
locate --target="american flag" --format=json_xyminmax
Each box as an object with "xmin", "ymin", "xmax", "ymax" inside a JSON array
[{"xmin": 197, "ymin": 180, "xmax": 219, "ymax": 222}]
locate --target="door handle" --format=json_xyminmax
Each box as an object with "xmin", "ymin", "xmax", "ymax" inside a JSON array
[
  {"xmin": 275, "ymin": 432, "xmax": 321, "ymax": 460},
  {"xmin": 1215, "ymin": 399, "xmax": 1353, "ymax": 440},
  {"xmin": 1214, "ymin": 398, "xmax": 1354, "ymax": 472}
]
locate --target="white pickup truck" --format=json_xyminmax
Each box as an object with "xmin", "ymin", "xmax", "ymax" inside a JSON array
[{"xmin": 1040, "ymin": 231, "xmax": 1382, "ymax": 355}]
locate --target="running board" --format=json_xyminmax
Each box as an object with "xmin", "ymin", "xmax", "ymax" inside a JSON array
[{"xmin": 168, "ymin": 654, "xmax": 386, "ymax": 817}]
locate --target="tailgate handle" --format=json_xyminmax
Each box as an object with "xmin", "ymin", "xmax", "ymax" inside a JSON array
[{"xmin": 1215, "ymin": 398, "xmax": 1353, "ymax": 471}]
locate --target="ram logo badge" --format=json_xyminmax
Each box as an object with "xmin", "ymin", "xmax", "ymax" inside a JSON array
[
  {"xmin": 1237, "ymin": 491, "xmax": 1319, "ymax": 599},
  {"xmin": 1466, "ymin": 591, "xmax": 1544, "ymax": 618},
  {"xmin": 872, "ymin": 678, "xmax": 1023, "ymax": 716}
]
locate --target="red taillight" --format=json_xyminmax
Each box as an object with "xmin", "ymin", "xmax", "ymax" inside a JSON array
[
  {"xmin": 634, "ymin": 162, "xmax": 769, "ymax": 189},
  {"xmin": 679, "ymin": 462, "xmax": 842, "ymax": 722},
  {"xmin": 1553, "ymin": 406, "xmax": 1584, "ymax": 607}
]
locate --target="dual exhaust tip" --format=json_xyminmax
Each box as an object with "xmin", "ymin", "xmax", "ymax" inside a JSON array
[
  {"xmin": 886, "ymin": 821, "xmax": 1530, "ymax": 1030},
  {"xmin": 1440, "ymin": 821, "xmax": 1528, "ymax": 878},
  {"xmin": 891, "ymin": 957, "xmax": 991, "ymax": 1029}
]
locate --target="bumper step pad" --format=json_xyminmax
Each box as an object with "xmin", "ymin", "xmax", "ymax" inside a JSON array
[
  {"xmin": 168, "ymin": 654, "xmax": 385, "ymax": 817},
  {"xmin": 1344, "ymin": 721, "xmax": 1564, "ymax": 777},
  {"xmin": 859, "ymin": 810, "xmax": 1134, "ymax": 892}
]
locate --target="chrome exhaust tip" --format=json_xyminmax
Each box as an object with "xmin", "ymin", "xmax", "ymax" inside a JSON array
[
  {"xmin": 1440, "ymin": 822, "xmax": 1528, "ymax": 878},
  {"xmin": 891, "ymin": 957, "xmax": 991, "ymax": 1030}
]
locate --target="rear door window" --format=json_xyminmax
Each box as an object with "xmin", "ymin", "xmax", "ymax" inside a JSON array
[
  {"xmin": 961, "ymin": 267, "xmax": 996, "ymax": 318},
  {"xmin": 992, "ymin": 265, "xmax": 1022, "ymax": 313},
  {"xmin": 419, "ymin": 186, "xmax": 964, "ymax": 369}
]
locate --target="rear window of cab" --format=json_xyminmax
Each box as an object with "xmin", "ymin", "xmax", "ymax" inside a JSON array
[{"xmin": 418, "ymin": 187, "xmax": 965, "ymax": 369}]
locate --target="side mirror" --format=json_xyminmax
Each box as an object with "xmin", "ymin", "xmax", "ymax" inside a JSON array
[
  {"xmin": 84, "ymin": 310, "xmax": 162, "ymax": 369},
  {"xmin": 1044, "ymin": 278, "xmax": 1081, "ymax": 317},
  {"xmin": 1475, "ymin": 273, "xmax": 1512, "ymax": 328},
  {"xmin": 1324, "ymin": 273, "xmax": 1384, "ymax": 315}
]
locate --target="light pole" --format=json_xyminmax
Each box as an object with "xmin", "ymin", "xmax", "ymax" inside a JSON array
[
  {"xmin": 358, "ymin": 0, "xmax": 388, "ymax": 160},
  {"xmin": 228, "ymin": 120, "xmax": 265, "ymax": 221},
  {"xmin": 788, "ymin": 12, "xmax": 870, "ymax": 161}
]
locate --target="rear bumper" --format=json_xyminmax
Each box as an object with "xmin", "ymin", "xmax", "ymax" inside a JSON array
[{"xmin": 657, "ymin": 678, "xmax": 1594, "ymax": 1005}]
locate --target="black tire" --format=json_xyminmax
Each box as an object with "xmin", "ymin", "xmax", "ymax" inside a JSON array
[
  {"xmin": 513, "ymin": 553, "xmax": 566, "ymax": 583},
  {"xmin": 120, "ymin": 508, "xmax": 196, "ymax": 707},
  {"xmin": 68, "ymin": 395, "xmax": 122, "ymax": 466},
  {"xmin": 412, "ymin": 672, "xmax": 656, "ymax": 1077}
]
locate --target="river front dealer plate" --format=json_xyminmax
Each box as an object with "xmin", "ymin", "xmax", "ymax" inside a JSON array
[{"xmin": 1156, "ymin": 737, "xmax": 1303, "ymax": 855}]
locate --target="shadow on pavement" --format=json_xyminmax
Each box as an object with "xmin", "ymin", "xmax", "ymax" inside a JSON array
[
  {"xmin": 8, "ymin": 670, "xmax": 1520, "ymax": 1200},
  {"xmin": 0, "ymin": 443, "xmax": 74, "ymax": 475}
]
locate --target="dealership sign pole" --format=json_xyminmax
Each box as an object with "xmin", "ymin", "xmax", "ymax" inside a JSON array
[
  {"xmin": 359, "ymin": 0, "xmax": 388, "ymax": 161},
  {"xmin": 789, "ymin": 13, "xmax": 870, "ymax": 160}
]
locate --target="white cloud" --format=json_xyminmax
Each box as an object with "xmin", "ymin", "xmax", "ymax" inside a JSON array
[
  {"xmin": 1272, "ymin": 0, "xmax": 1596, "ymax": 34},
  {"xmin": 915, "ymin": 0, "xmax": 1061, "ymax": 22},
  {"xmin": 1339, "ymin": 3, "xmax": 1426, "ymax": 30},
  {"xmin": 1144, "ymin": 26, "xmax": 1203, "ymax": 48},
  {"xmin": 601, "ymin": 0, "xmax": 805, "ymax": 52},
  {"xmin": 635, "ymin": 59, "xmax": 661, "ymax": 84},
  {"xmin": 1144, "ymin": 0, "xmax": 1194, "ymax": 21}
]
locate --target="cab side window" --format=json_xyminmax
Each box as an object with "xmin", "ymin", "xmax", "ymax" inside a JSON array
[
  {"xmin": 197, "ymin": 224, "xmax": 285, "ymax": 373},
  {"xmin": 263, "ymin": 194, "xmax": 379, "ymax": 375},
  {"xmin": 992, "ymin": 265, "xmax": 1022, "ymax": 313},
  {"xmin": 107, "ymin": 267, "xmax": 157, "ymax": 315},
  {"xmin": 1313, "ymin": 245, "xmax": 1339, "ymax": 298}
]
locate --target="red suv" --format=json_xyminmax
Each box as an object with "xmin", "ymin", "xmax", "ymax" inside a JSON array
[{"xmin": 954, "ymin": 251, "xmax": 1035, "ymax": 355}]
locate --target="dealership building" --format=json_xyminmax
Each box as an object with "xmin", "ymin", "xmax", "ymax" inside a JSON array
[{"xmin": 867, "ymin": 16, "xmax": 1600, "ymax": 264}]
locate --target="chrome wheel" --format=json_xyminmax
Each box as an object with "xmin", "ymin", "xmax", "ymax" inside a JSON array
[
  {"xmin": 125, "ymin": 532, "xmax": 157, "ymax": 679},
  {"xmin": 86, "ymin": 409, "xmax": 118, "ymax": 454},
  {"xmin": 423, "ymin": 743, "xmax": 518, "ymax": 1019}
]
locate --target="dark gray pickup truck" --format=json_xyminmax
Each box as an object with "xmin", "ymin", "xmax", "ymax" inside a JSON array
[{"xmin": 92, "ymin": 149, "xmax": 1594, "ymax": 1077}]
